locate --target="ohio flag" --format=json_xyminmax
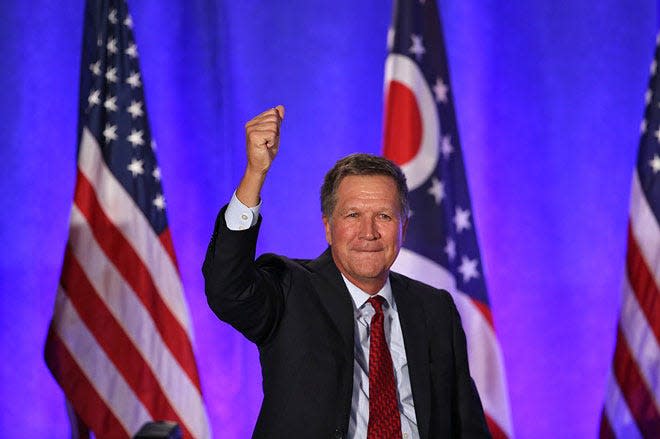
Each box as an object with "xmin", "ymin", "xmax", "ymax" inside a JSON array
[{"xmin": 382, "ymin": 0, "xmax": 513, "ymax": 437}]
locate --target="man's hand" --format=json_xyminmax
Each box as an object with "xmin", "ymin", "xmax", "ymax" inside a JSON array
[
  {"xmin": 236, "ymin": 105, "xmax": 285, "ymax": 207},
  {"xmin": 245, "ymin": 105, "xmax": 285, "ymax": 175}
]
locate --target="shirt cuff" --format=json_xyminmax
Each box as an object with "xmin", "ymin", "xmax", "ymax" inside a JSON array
[{"xmin": 224, "ymin": 191, "xmax": 261, "ymax": 231}]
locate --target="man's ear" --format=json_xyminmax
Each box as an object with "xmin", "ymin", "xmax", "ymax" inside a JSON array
[{"xmin": 322, "ymin": 216, "xmax": 332, "ymax": 245}]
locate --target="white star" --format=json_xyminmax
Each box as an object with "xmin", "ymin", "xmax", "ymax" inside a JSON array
[
  {"xmin": 89, "ymin": 60, "xmax": 101, "ymax": 76},
  {"xmin": 127, "ymin": 100, "xmax": 144, "ymax": 119},
  {"xmin": 151, "ymin": 140, "xmax": 157, "ymax": 151},
  {"xmin": 125, "ymin": 42, "xmax": 138, "ymax": 59},
  {"xmin": 651, "ymin": 60, "xmax": 657, "ymax": 76},
  {"xmin": 126, "ymin": 71, "xmax": 141, "ymax": 89},
  {"xmin": 103, "ymin": 95, "xmax": 118, "ymax": 112},
  {"xmin": 654, "ymin": 127, "xmax": 660, "ymax": 144},
  {"xmin": 427, "ymin": 177, "xmax": 445, "ymax": 204},
  {"xmin": 88, "ymin": 89, "xmax": 101, "ymax": 107},
  {"xmin": 641, "ymin": 119, "xmax": 647, "ymax": 134},
  {"xmin": 103, "ymin": 123, "xmax": 118, "ymax": 143},
  {"xmin": 650, "ymin": 154, "xmax": 660, "ymax": 173},
  {"xmin": 441, "ymin": 135, "xmax": 453, "ymax": 158},
  {"xmin": 454, "ymin": 207, "xmax": 471, "ymax": 233},
  {"xmin": 105, "ymin": 67, "xmax": 118, "ymax": 83},
  {"xmin": 152, "ymin": 166, "xmax": 161, "ymax": 182},
  {"xmin": 646, "ymin": 89, "xmax": 653, "ymax": 105},
  {"xmin": 108, "ymin": 9, "xmax": 117, "ymax": 24},
  {"xmin": 127, "ymin": 159, "xmax": 144, "ymax": 177},
  {"xmin": 107, "ymin": 38, "xmax": 118, "ymax": 54},
  {"xmin": 444, "ymin": 238, "xmax": 456, "ymax": 261},
  {"xmin": 127, "ymin": 129, "xmax": 144, "ymax": 147},
  {"xmin": 409, "ymin": 34, "xmax": 426, "ymax": 61},
  {"xmin": 457, "ymin": 256, "xmax": 479, "ymax": 283},
  {"xmin": 153, "ymin": 194, "xmax": 166, "ymax": 211},
  {"xmin": 124, "ymin": 14, "xmax": 133, "ymax": 29},
  {"xmin": 433, "ymin": 77, "xmax": 449, "ymax": 103}
]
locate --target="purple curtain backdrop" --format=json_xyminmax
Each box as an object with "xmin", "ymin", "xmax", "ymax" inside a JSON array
[{"xmin": 0, "ymin": 0, "xmax": 656, "ymax": 437}]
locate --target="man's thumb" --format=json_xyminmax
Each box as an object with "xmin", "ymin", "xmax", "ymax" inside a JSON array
[{"xmin": 275, "ymin": 105, "xmax": 285, "ymax": 120}]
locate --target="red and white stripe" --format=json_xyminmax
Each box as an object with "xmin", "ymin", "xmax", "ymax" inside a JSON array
[
  {"xmin": 392, "ymin": 248, "xmax": 513, "ymax": 438},
  {"xmin": 45, "ymin": 128, "xmax": 210, "ymax": 438},
  {"xmin": 601, "ymin": 170, "xmax": 660, "ymax": 437}
]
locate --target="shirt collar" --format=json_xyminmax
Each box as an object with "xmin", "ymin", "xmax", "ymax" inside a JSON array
[{"xmin": 341, "ymin": 274, "xmax": 395, "ymax": 311}]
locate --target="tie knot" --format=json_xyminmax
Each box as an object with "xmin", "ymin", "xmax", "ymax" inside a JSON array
[{"xmin": 367, "ymin": 295, "xmax": 386, "ymax": 314}]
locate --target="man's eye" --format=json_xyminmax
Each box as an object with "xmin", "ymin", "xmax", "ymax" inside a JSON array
[
  {"xmin": 347, "ymin": 212, "xmax": 358, "ymax": 218},
  {"xmin": 379, "ymin": 214, "xmax": 392, "ymax": 221}
]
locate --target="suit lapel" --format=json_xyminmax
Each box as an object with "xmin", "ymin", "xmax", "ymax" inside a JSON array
[
  {"xmin": 391, "ymin": 274, "xmax": 431, "ymax": 439},
  {"xmin": 307, "ymin": 248, "xmax": 355, "ymax": 351},
  {"xmin": 307, "ymin": 248, "xmax": 355, "ymax": 432}
]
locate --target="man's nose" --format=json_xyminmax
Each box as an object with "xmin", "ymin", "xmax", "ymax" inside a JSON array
[{"xmin": 359, "ymin": 217, "xmax": 380, "ymax": 240}]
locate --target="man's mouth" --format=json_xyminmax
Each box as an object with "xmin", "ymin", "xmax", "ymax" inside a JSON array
[{"xmin": 352, "ymin": 247, "xmax": 384, "ymax": 253}]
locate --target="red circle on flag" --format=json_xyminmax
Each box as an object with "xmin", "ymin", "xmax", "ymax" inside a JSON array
[{"xmin": 383, "ymin": 80, "xmax": 422, "ymax": 166}]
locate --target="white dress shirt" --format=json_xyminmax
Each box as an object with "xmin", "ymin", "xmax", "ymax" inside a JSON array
[
  {"xmin": 343, "ymin": 276, "xmax": 419, "ymax": 439},
  {"xmin": 224, "ymin": 193, "xmax": 419, "ymax": 438}
]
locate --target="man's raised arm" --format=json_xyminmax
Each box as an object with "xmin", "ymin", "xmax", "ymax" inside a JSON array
[{"xmin": 202, "ymin": 105, "xmax": 286, "ymax": 345}]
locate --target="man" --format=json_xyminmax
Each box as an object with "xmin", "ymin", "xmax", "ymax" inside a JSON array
[{"xmin": 203, "ymin": 106, "xmax": 490, "ymax": 438}]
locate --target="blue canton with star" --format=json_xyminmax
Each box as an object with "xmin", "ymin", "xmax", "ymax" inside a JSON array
[
  {"xmin": 639, "ymin": 33, "xmax": 660, "ymax": 222},
  {"xmin": 78, "ymin": 0, "xmax": 167, "ymax": 235}
]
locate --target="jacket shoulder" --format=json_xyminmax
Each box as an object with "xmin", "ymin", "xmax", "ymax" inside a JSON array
[{"xmin": 390, "ymin": 270, "xmax": 452, "ymax": 300}]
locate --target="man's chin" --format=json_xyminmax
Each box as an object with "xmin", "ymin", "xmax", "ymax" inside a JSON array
[{"xmin": 350, "ymin": 264, "xmax": 390, "ymax": 282}]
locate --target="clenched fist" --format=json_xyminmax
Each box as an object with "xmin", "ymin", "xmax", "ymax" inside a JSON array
[
  {"xmin": 245, "ymin": 105, "xmax": 285, "ymax": 175},
  {"xmin": 236, "ymin": 105, "xmax": 285, "ymax": 207}
]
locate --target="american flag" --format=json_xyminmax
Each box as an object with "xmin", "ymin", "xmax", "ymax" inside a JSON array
[
  {"xmin": 600, "ymin": 32, "xmax": 660, "ymax": 438},
  {"xmin": 43, "ymin": 1, "xmax": 210, "ymax": 437},
  {"xmin": 382, "ymin": 0, "xmax": 513, "ymax": 437}
]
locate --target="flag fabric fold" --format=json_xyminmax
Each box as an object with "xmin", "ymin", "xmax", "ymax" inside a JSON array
[
  {"xmin": 44, "ymin": 1, "xmax": 210, "ymax": 437},
  {"xmin": 600, "ymin": 32, "xmax": 660, "ymax": 439},
  {"xmin": 382, "ymin": 1, "xmax": 513, "ymax": 437}
]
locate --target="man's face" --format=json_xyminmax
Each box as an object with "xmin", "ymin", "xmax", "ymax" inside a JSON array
[{"xmin": 323, "ymin": 175, "xmax": 407, "ymax": 294}]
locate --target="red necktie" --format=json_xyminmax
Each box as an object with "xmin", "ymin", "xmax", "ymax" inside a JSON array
[{"xmin": 367, "ymin": 296, "xmax": 402, "ymax": 439}]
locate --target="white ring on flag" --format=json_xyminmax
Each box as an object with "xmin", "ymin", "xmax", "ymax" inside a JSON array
[{"xmin": 384, "ymin": 53, "xmax": 440, "ymax": 191}]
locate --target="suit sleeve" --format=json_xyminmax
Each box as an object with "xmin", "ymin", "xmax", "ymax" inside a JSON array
[
  {"xmin": 447, "ymin": 296, "xmax": 493, "ymax": 438},
  {"xmin": 202, "ymin": 205, "xmax": 286, "ymax": 346}
]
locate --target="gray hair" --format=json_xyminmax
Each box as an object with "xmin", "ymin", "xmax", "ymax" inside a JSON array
[{"xmin": 320, "ymin": 153, "xmax": 409, "ymax": 219}]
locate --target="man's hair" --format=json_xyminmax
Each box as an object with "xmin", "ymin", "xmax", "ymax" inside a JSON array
[{"xmin": 320, "ymin": 153, "xmax": 410, "ymax": 219}]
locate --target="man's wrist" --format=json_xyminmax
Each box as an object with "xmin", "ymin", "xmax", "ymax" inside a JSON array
[
  {"xmin": 236, "ymin": 169, "xmax": 267, "ymax": 207},
  {"xmin": 225, "ymin": 191, "xmax": 261, "ymax": 230}
]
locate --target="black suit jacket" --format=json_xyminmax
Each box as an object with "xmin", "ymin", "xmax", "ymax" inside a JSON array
[{"xmin": 203, "ymin": 208, "xmax": 491, "ymax": 438}]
